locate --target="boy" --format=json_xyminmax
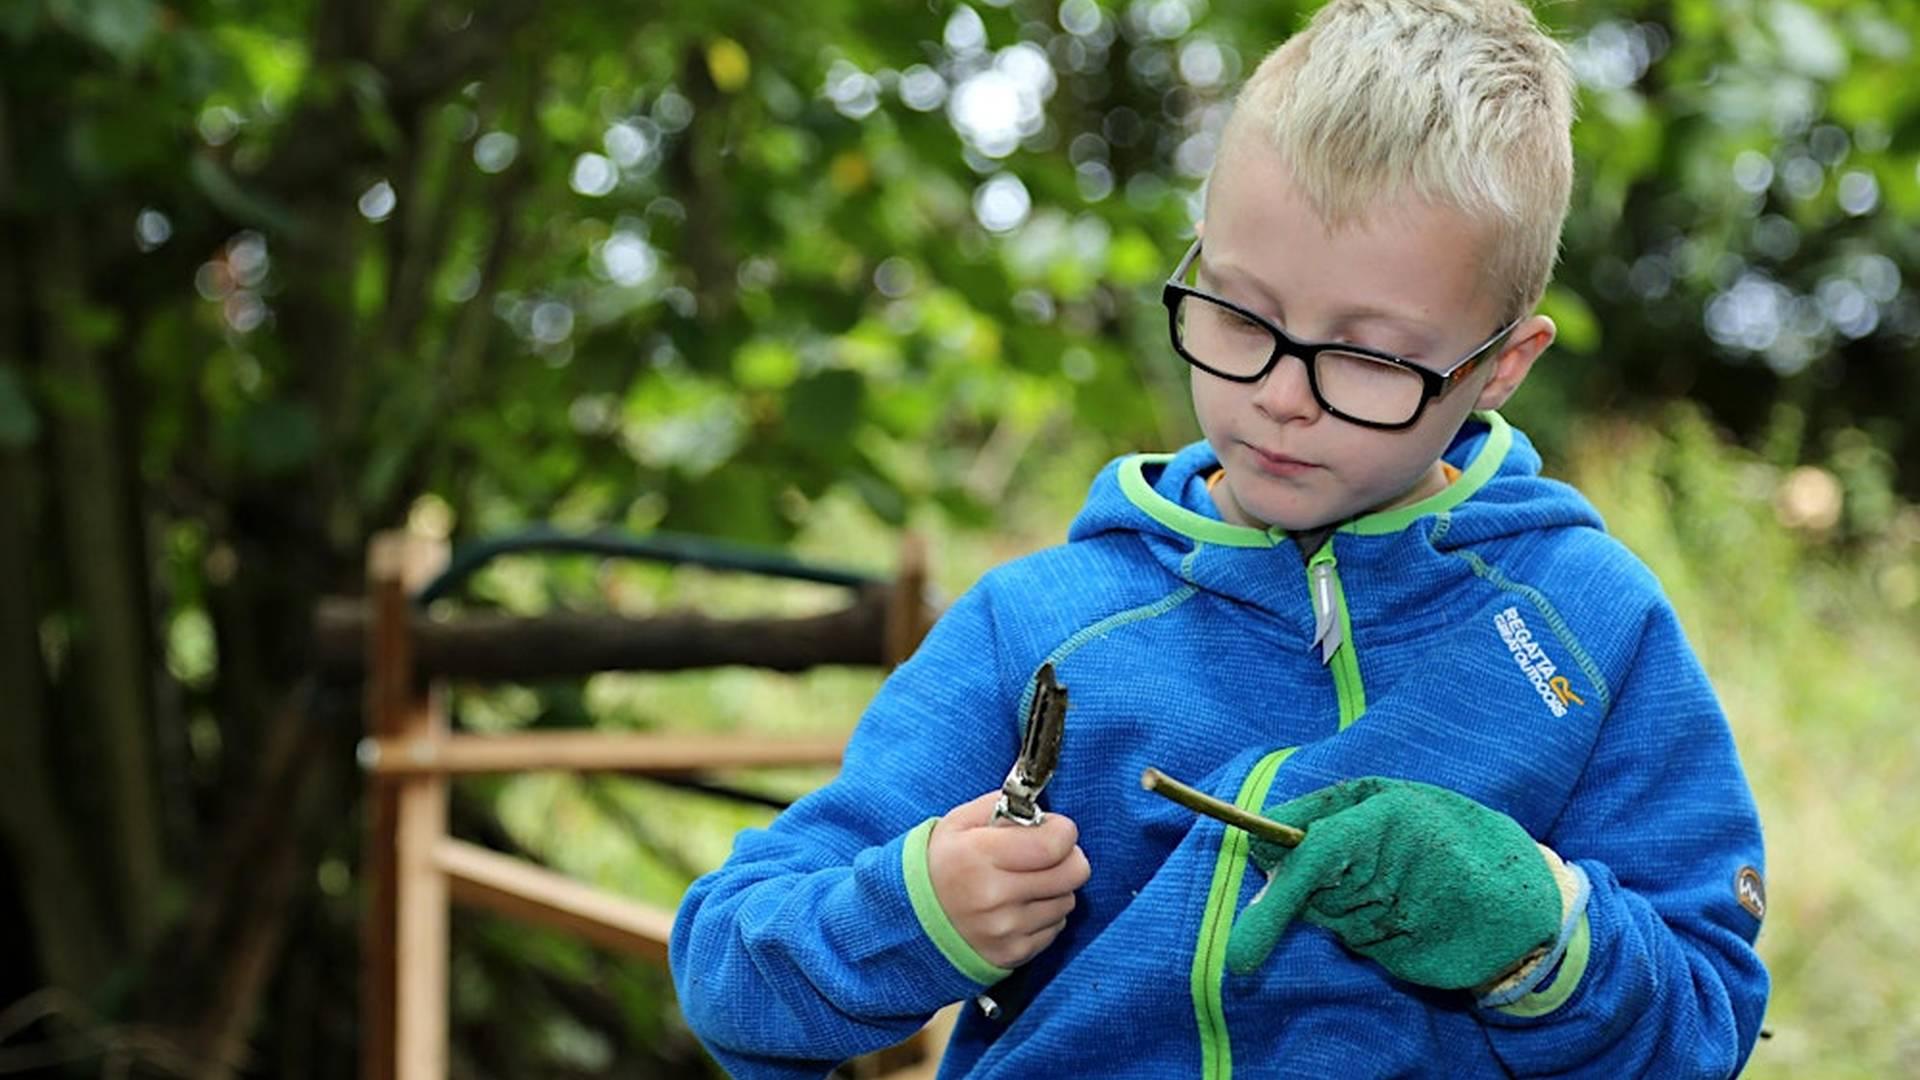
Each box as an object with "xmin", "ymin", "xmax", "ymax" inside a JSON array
[{"xmin": 670, "ymin": 0, "xmax": 1770, "ymax": 1075}]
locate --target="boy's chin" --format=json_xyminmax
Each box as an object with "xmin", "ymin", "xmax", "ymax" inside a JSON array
[
  {"xmin": 1215, "ymin": 478, "xmax": 1369, "ymax": 534},
  {"xmin": 1249, "ymin": 474, "xmax": 1444, "ymax": 532}
]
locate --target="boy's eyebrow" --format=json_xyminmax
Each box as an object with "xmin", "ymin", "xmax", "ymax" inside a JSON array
[
  {"xmin": 1198, "ymin": 253, "xmax": 1443, "ymax": 346},
  {"xmin": 1323, "ymin": 306, "xmax": 1443, "ymax": 349},
  {"xmin": 1195, "ymin": 252, "xmax": 1275, "ymax": 304}
]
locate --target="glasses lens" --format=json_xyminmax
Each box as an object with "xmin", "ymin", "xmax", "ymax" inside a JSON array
[
  {"xmin": 1315, "ymin": 350, "xmax": 1426, "ymax": 426},
  {"xmin": 1174, "ymin": 295, "xmax": 1274, "ymax": 379}
]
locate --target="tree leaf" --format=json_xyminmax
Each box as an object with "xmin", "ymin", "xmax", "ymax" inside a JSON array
[
  {"xmin": 733, "ymin": 338, "xmax": 801, "ymax": 390},
  {"xmin": 0, "ymin": 1, "xmax": 44, "ymax": 44},
  {"xmin": 233, "ymin": 400, "xmax": 320, "ymax": 476},
  {"xmin": 0, "ymin": 364, "xmax": 40, "ymax": 447},
  {"xmin": 706, "ymin": 37, "xmax": 751, "ymax": 93},
  {"xmin": 785, "ymin": 369, "xmax": 866, "ymax": 447},
  {"xmin": 189, "ymin": 155, "xmax": 308, "ymax": 238},
  {"xmin": 1540, "ymin": 286, "xmax": 1600, "ymax": 355},
  {"xmin": 53, "ymin": 0, "xmax": 156, "ymax": 64}
]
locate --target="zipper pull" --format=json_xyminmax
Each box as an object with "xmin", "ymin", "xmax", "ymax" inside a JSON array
[{"xmin": 1309, "ymin": 559, "xmax": 1342, "ymax": 665}]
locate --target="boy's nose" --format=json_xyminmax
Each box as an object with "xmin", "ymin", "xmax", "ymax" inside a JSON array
[{"xmin": 1252, "ymin": 352, "xmax": 1321, "ymax": 424}]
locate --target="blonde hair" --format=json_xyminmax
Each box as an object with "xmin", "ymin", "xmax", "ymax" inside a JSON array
[{"xmin": 1216, "ymin": 0, "xmax": 1575, "ymax": 316}]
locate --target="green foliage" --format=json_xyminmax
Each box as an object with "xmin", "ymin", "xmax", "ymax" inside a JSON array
[
  {"xmin": 0, "ymin": 365, "xmax": 39, "ymax": 447},
  {"xmin": 6, "ymin": 0, "xmax": 1920, "ymax": 1075}
]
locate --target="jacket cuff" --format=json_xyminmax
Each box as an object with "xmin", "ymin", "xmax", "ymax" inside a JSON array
[
  {"xmin": 901, "ymin": 817, "xmax": 1014, "ymax": 986},
  {"xmin": 1478, "ymin": 861, "xmax": 1592, "ymax": 1013}
]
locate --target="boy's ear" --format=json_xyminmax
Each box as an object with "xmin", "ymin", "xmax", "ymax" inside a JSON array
[{"xmin": 1474, "ymin": 315, "xmax": 1555, "ymax": 411}]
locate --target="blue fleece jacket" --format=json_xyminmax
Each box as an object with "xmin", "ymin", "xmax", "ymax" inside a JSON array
[{"xmin": 670, "ymin": 414, "xmax": 1770, "ymax": 1078}]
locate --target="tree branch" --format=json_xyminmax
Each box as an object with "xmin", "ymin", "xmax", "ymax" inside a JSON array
[
  {"xmin": 143, "ymin": 681, "xmax": 347, "ymax": 1078},
  {"xmin": 37, "ymin": 211, "xmax": 167, "ymax": 950},
  {"xmin": 0, "ymin": 435, "xmax": 115, "ymax": 998}
]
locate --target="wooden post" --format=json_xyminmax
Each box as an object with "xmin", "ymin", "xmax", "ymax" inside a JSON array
[
  {"xmin": 361, "ymin": 532, "xmax": 448, "ymax": 1080},
  {"xmin": 883, "ymin": 532, "xmax": 934, "ymax": 667}
]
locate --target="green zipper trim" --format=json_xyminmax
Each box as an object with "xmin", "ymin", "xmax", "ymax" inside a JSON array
[
  {"xmin": 1308, "ymin": 543, "xmax": 1368, "ymax": 728},
  {"xmin": 1114, "ymin": 412, "xmax": 1514, "ymax": 546},
  {"xmin": 1191, "ymin": 747, "xmax": 1296, "ymax": 1080}
]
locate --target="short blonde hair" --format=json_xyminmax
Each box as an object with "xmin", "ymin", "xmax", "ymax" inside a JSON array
[{"xmin": 1216, "ymin": 0, "xmax": 1575, "ymax": 317}]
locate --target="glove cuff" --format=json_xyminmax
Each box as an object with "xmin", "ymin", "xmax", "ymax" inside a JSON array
[{"xmin": 1476, "ymin": 858, "xmax": 1590, "ymax": 1008}]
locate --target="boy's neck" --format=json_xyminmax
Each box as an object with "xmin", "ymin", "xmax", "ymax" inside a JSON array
[
  {"xmin": 1205, "ymin": 459, "xmax": 1459, "ymax": 535},
  {"xmin": 1372, "ymin": 459, "xmax": 1455, "ymax": 515}
]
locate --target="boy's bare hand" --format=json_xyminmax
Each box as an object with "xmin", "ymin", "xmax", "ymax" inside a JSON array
[{"xmin": 927, "ymin": 791, "xmax": 1091, "ymax": 970}]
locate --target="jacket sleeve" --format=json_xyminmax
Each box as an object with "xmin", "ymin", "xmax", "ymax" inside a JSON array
[
  {"xmin": 669, "ymin": 584, "xmax": 1024, "ymax": 1077},
  {"xmin": 1477, "ymin": 601, "xmax": 1771, "ymax": 1077}
]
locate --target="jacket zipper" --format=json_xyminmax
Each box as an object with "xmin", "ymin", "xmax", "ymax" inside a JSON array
[
  {"xmin": 1191, "ymin": 746, "xmax": 1294, "ymax": 1080},
  {"xmin": 1307, "ymin": 541, "xmax": 1366, "ymax": 728},
  {"xmin": 1192, "ymin": 543, "xmax": 1369, "ymax": 1079}
]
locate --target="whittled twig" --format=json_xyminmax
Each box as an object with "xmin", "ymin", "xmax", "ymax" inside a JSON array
[{"xmin": 1140, "ymin": 767, "xmax": 1305, "ymax": 848}]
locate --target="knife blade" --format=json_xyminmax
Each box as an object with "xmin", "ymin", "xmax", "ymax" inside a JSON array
[{"xmin": 991, "ymin": 663, "xmax": 1067, "ymax": 827}]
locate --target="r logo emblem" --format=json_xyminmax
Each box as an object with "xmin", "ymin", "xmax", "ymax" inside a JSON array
[{"xmin": 1734, "ymin": 866, "xmax": 1766, "ymax": 921}]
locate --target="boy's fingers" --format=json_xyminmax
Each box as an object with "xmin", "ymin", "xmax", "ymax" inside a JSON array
[
  {"xmin": 1017, "ymin": 917, "xmax": 1070, "ymax": 955},
  {"xmin": 967, "ymin": 848, "xmax": 1088, "ymax": 912},
  {"xmin": 979, "ymin": 814, "xmax": 1080, "ymax": 871},
  {"xmin": 1022, "ymin": 892, "xmax": 1076, "ymax": 930},
  {"xmin": 1225, "ymin": 882, "xmax": 1292, "ymax": 975},
  {"xmin": 1025, "ymin": 845, "xmax": 1091, "ymax": 897},
  {"xmin": 986, "ymin": 923, "xmax": 1065, "ymax": 969},
  {"xmin": 1225, "ymin": 838, "xmax": 1350, "ymax": 975},
  {"xmin": 941, "ymin": 790, "xmax": 1007, "ymax": 831}
]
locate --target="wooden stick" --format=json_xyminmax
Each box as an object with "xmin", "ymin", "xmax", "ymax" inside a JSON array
[{"xmin": 1140, "ymin": 767, "xmax": 1304, "ymax": 848}]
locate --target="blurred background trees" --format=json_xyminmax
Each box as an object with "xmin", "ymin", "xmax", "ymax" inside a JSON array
[{"xmin": 1, "ymin": 0, "xmax": 1916, "ymax": 1075}]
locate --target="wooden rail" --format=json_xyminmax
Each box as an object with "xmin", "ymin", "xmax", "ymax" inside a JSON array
[
  {"xmin": 357, "ymin": 730, "xmax": 847, "ymax": 777},
  {"xmin": 314, "ymin": 592, "xmax": 903, "ymax": 679},
  {"xmin": 356, "ymin": 529, "xmax": 939, "ymax": 1079},
  {"xmin": 435, "ymin": 839, "xmax": 676, "ymax": 965}
]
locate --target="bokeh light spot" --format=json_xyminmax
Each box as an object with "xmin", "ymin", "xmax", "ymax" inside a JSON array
[
  {"xmin": 974, "ymin": 173, "xmax": 1032, "ymax": 233},
  {"xmin": 474, "ymin": 131, "xmax": 519, "ymax": 173},
  {"xmin": 570, "ymin": 153, "xmax": 618, "ymax": 197},
  {"xmin": 358, "ymin": 180, "xmax": 396, "ymax": 222}
]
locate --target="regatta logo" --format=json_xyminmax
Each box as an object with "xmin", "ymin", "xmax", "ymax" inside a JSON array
[{"xmin": 1494, "ymin": 606, "xmax": 1585, "ymax": 717}]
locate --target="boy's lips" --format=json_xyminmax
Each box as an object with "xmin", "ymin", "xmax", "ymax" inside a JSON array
[{"xmin": 1244, "ymin": 444, "xmax": 1319, "ymax": 477}]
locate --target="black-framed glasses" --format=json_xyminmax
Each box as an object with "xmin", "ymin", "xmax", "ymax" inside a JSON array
[{"xmin": 1162, "ymin": 239, "xmax": 1520, "ymax": 431}]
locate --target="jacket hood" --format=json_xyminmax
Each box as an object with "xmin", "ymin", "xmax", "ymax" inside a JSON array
[{"xmin": 1066, "ymin": 413, "xmax": 1605, "ymax": 623}]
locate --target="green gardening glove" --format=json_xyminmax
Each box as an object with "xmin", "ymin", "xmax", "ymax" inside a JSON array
[{"xmin": 1224, "ymin": 777, "xmax": 1561, "ymax": 990}]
